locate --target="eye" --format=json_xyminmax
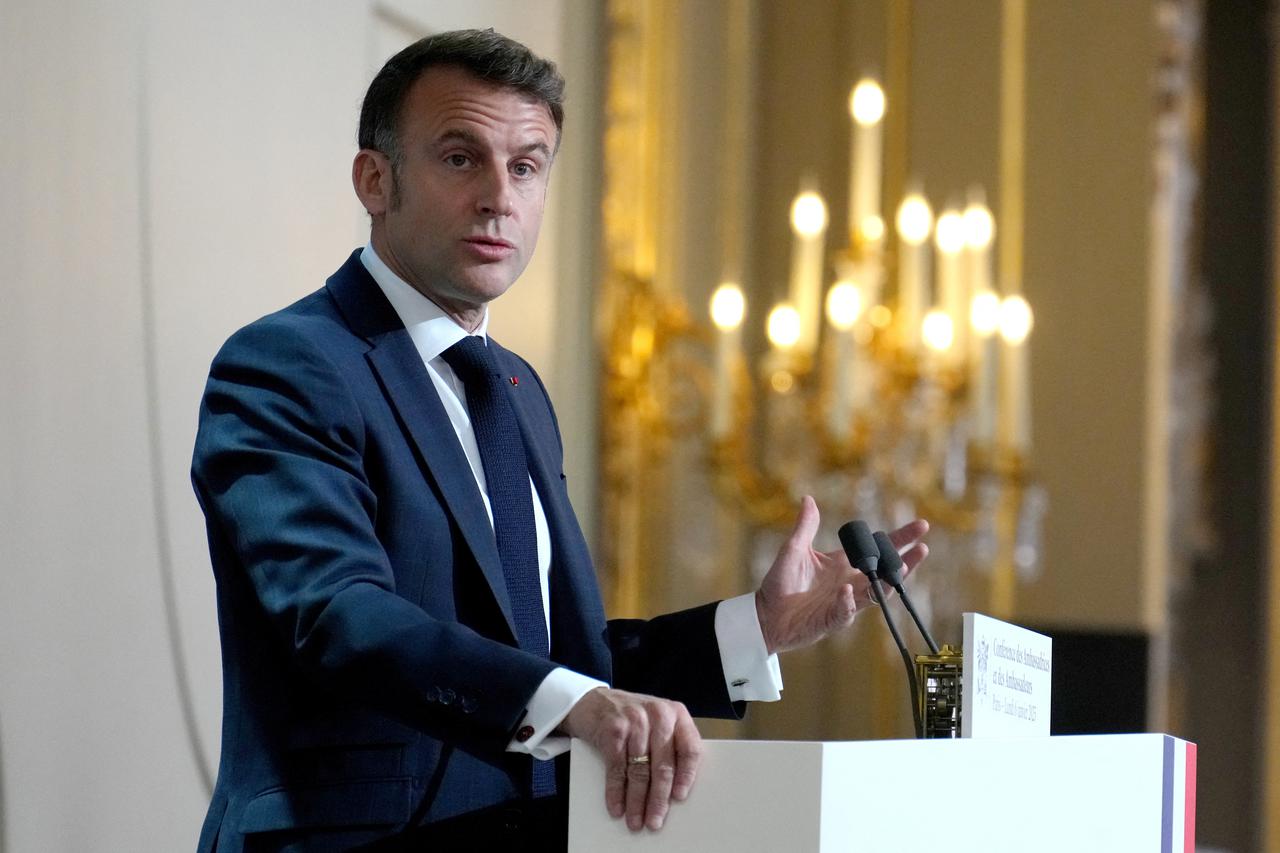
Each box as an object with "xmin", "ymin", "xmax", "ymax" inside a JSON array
[
  {"xmin": 445, "ymin": 153, "xmax": 472, "ymax": 168},
  {"xmin": 512, "ymin": 161, "xmax": 537, "ymax": 179}
]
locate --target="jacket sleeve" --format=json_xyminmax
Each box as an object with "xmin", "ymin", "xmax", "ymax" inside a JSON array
[
  {"xmin": 192, "ymin": 319, "xmax": 557, "ymax": 751},
  {"xmin": 607, "ymin": 604, "xmax": 746, "ymax": 720}
]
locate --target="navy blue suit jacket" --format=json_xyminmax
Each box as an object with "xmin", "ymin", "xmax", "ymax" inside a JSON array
[{"xmin": 192, "ymin": 251, "xmax": 740, "ymax": 852}]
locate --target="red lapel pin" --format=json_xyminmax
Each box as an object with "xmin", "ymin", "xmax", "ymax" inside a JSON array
[{"xmin": 509, "ymin": 376, "xmax": 519, "ymax": 387}]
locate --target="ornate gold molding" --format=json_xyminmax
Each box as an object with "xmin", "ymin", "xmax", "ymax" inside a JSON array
[{"xmin": 599, "ymin": 0, "xmax": 680, "ymax": 617}]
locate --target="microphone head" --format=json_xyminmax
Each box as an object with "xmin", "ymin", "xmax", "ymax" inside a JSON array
[
  {"xmin": 838, "ymin": 520, "xmax": 880, "ymax": 576},
  {"xmin": 873, "ymin": 531, "xmax": 905, "ymax": 586}
]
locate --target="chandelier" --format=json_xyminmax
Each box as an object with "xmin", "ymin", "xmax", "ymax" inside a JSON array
[
  {"xmin": 599, "ymin": 0, "xmax": 1047, "ymax": 642},
  {"xmin": 702, "ymin": 80, "xmax": 1047, "ymax": 633}
]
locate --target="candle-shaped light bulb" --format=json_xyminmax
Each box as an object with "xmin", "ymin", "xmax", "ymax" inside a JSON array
[
  {"xmin": 868, "ymin": 304, "xmax": 893, "ymax": 329},
  {"xmin": 922, "ymin": 309, "xmax": 955, "ymax": 353},
  {"xmin": 860, "ymin": 214, "xmax": 885, "ymax": 244},
  {"xmin": 787, "ymin": 190, "xmax": 828, "ymax": 355},
  {"xmin": 964, "ymin": 198, "xmax": 996, "ymax": 381},
  {"xmin": 935, "ymin": 211, "xmax": 967, "ymax": 255},
  {"xmin": 825, "ymin": 281, "xmax": 862, "ymax": 331},
  {"xmin": 997, "ymin": 294, "xmax": 1034, "ymax": 453},
  {"xmin": 826, "ymin": 279, "xmax": 865, "ymax": 440},
  {"xmin": 791, "ymin": 191, "xmax": 828, "ymax": 238},
  {"xmin": 767, "ymin": 303, "xmax": 802, "ymax": 350},
  {"xmin": 848, "ymin": 80, "xmax": 885, "ymax": 253},
  {"xmin": 998, "ymin": 295, "xmax": 1034, "ymax": 345},
  {"xmin": 895, "ymin": 193, "xmax": 933, "ymax": 351},
  {"xmin": 709, "ymin": 283, "xmax": 746, "ymax": 438},
  {"xmin": 934, "ymin": 209, "xmax": 968, "ymax": 367},
  {"xmin": 710, "ymin": 283, "xmax": 746, "ymax": 331},
  {"xmin": 971, "ymin": 290, "xmax": 1002, "ymax": 338},
  {"xmin": 963, "ymin": 202, "xmax": 996, "ymax": 250},
  {"xmin": 850, "ymin": 79, "xmax": 886, "ymax": 126},
  {"xmin": 896, "ymin": 194, "xmax": 933, "ymax": 246}
]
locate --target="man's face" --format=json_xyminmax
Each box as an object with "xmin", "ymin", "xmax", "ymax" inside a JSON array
[{"xmin": 369, "ymin": 66, "xmax": 557, "ymax": 320}]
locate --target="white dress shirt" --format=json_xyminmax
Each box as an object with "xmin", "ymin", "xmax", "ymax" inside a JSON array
[{"xmin": 361, "ymin": 245, "xmax": 782, "ymax": 760}]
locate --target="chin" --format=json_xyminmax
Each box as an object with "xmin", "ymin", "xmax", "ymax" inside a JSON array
[{"xmin": 458, "ymin": 270, "xmax": 521, "ymax": 303}]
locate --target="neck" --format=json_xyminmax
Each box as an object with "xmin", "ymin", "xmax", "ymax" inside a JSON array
[{"xmin": 369, "ymin": 228, "xmax": 486, "ymax": 333}]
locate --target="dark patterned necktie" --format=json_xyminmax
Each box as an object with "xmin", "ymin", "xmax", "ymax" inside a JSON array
[{"xmin": 441, "ymin": 336, "xmax": 556, "ymax": 797}]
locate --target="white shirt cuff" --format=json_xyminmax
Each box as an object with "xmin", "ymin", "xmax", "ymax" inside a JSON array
[
  {"xmin": 506, "ymin": 667, "xmax": 608, "ymax": 760},
  {"xmin": 715, "ymin": 592, "xmax": 784, "ymax": 702}
]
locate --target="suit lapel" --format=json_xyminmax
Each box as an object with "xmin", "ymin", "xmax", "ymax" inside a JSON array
[{"xmin": 325, "ymin": 252, "xmax": 517, "ymax": 640}]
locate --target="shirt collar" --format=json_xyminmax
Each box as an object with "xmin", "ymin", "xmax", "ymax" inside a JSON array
[{"xmin": 360, "ymin": 243, "xmax": 489, "ymax": 362}]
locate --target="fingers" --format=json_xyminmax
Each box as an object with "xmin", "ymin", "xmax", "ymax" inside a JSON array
[
  {"xmin": 899, "ymin": 542, "xmax": 929, "ymax": 577},
  {"xmin": 839, "ymin": 582, "xmax": 858, "ymax": 620},
  {"xmin": 580, "ymin": 690, "xmax": 698, "ymax": 833},
  {"xmin": 824, "ymin": 581, "xmax": 858, "ymax": 624},
  {"xmin": 623, "ymin": 707, "xmax": 650, "ymax": 831},
  {"xmin": 643, "ymin": 708, "xmax": 677, "ymax": 830},
  {"xmin": 635, "ymin": 701, "xmax": 699, "ymax": 831},
  {"xmin": 786, "ymin": 495, "xmax": 821, "ymax": 553},
  {"xmin": 671, "ymin": 710, "xmax": 702, "ymax": 802},
  {"xmin": 888, "ymin": 518, "xmax": 929, "ymax": 551},
  {"xmin": 602, "ymin": 714, "xmax": 628, "ymax": 820}
]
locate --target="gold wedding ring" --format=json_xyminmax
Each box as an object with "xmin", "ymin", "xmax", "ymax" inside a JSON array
[{"xmin": 627, "ymin": 754, "xmax": 651, "ymax": 765}]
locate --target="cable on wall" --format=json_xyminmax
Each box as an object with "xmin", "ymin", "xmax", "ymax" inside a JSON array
[{"xmin": 135, "ymin": 29, "xmax": 216, "ymax": 797}]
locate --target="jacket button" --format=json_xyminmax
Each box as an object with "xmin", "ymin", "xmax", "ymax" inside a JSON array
[{"xmin": 515, "ymin": 725, "xmax": 535, "ymax": 743}]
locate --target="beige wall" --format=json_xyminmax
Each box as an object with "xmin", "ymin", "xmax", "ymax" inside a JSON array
[
  {"xmin": 0, "ymin": 2, "xmax": 600, "ymax": 849},
  {"xmin": 1015, "ymin": 1, "xmax": 1157, "ymax": 632}
]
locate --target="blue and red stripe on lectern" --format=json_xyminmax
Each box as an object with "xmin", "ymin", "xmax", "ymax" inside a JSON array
[{"xmin": 1161, "ymin": 736, "xmax": 1197, "ymax": 853}]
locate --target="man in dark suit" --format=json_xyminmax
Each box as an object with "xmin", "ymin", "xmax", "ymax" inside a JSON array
[{"xmin": 192, "ymin": 29, "xmax": 927, "ymax": 852}]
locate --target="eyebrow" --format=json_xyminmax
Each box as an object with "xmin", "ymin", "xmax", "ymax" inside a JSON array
[{"xmin": 434, "ymin": 128, "xmax": 553, "ymax": 161}]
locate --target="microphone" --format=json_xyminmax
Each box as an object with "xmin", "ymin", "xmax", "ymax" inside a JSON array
[
  {"xmin": 837, "ymin": 521, "xmax": 923, "ymax": 738},
  {"xmin": 873, "ymin": 531, "xmax": 939, "ymax": 655},
  {"xmin": 837, "ymin": 520, "xmax": 881, "ymax": 577}
]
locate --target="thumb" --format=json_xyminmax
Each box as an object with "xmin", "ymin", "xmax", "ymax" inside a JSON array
[
  {"xmin": 786, "ymin": 495, "xmax": 820, "ymax": 552},
  {"xmin": 832, "ymin": 583, "xmax": 857, "ymax": 624}
]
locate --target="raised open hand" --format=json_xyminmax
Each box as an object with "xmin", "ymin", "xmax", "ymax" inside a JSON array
[{"xmin": 754, "ymin": 496, "xmax": 929, "ymax": 655}]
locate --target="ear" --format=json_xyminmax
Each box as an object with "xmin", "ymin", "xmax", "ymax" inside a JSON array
[{"xmin": 352, "ymin": 149, "xmax": 393, "ymax": 217}]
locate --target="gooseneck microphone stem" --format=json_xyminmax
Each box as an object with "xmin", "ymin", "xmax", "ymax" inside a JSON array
[
  {"xmin": 898, "ymin": 594, "xmax": 939, "ymax": 656},
  {"xmin": 871, "ymin": 530, "xmax": 940, "ymax": 655},
  {"xmin": 838, "ymin": 520, "xmax": 925, "ymax": 739},
  {"xmin": 867, "ymin": 575, "xmax": 924, "ymax": 739}
]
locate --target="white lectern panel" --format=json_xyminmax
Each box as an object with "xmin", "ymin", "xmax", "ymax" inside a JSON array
[
  {"xmin": 568, "ymin": 734, "xmax": 1195, "ymax": 852},
  {"xmin": 569, "ymin": 739, "xmax": 823, "ymax": 851}
]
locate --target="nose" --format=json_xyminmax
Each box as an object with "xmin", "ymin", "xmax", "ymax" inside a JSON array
[{"xmin": 475, "ymin": 167, "xmax": 514, "ymax": 218}]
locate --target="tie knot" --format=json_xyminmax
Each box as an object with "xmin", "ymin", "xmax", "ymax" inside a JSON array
[{"xmin": 441, "ymin": 336, "xmax": 496, "ymax": 385}]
